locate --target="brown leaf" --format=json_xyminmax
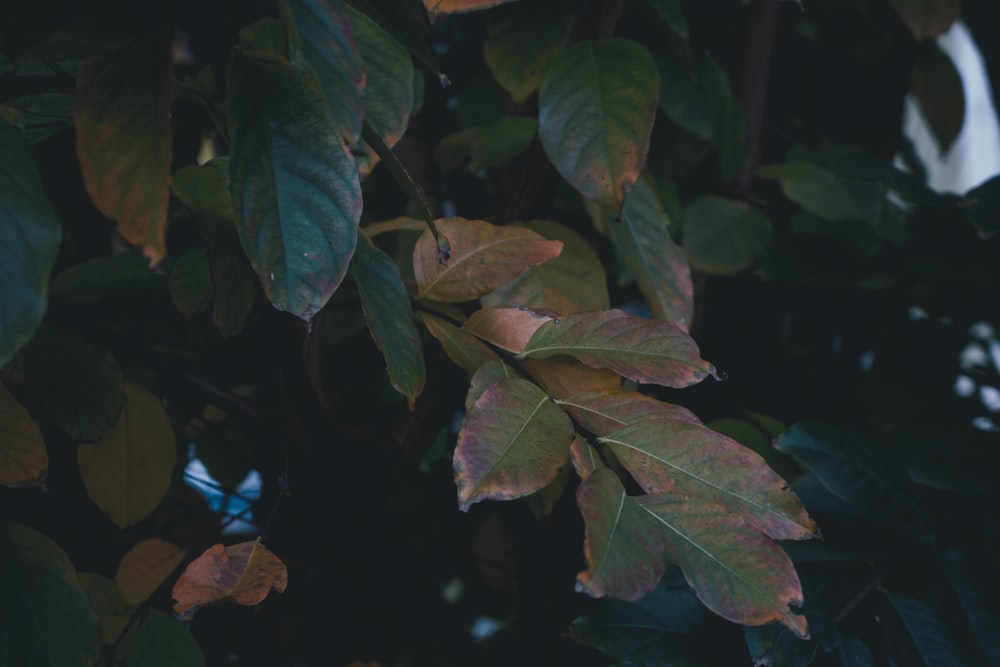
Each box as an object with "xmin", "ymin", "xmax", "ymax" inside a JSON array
[
  {"xmin": 172, "ymin": 540, "xmax": 287, "ymax": 619},
  {"xmin": 521, "ymin": 357, "xmax": 622, "ymax": 400},
  {"xmin": 465, "ymin": 307, "xmax": 554, "ymax": 354}
]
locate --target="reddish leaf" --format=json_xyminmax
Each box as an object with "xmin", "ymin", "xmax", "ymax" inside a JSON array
[
  {"xmin": 521, "ymin": 358, "xmax": 622, "ymax": 400},
  {"xmin": 413, "ymin": 218, "xmax": 563, "ymax": 302},
  {"xmin": 600, "ymin": 420, "xmax": 817, "ymax": 540},
  {"xmin": 465, "ymin": 306, "xmax": 554, "ymax": 354},
  {"xmin": 556, "ymin": 388, "xmax": 700, "ymax": 436},
  {"xmin": 637, "ymin": 494, "xmax": 808, "ymax": 637},
  {"xmin": 569, "ymin": 435, "xmax": 601, "ymax": 479},
  {"xmin": 74, "ymin": 33, "xmax": 173, "ymax": 265},
  {"xmin": 465, "ymin": 360, "xmax": 515, "ymax": 410},
  {"xmin": 575, "ymin": 467, "xmax": 668, "ymax": 600},
  {"xmin": 172, "ymin": 540, "xmax": 287, "ymax": 619},
  {"xmin": 417, "ymin": 311, "xmax": 500, "ymax": 377},
  {"xmin": 455, "ymin": 377, "xmax": 574, "ymax": 510},
  {"xmin": 519, "ymin": 309, "xmax": 715, "ymax": 388}
]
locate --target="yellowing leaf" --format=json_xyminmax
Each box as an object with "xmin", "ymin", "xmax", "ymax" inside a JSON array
[
  {"xmin": 172, "ymin": 540, "xmax": 288, "ymax": 619},
  {"xmin": 519, "ymin": 309, "xmax": 715, "ymax": 389},
  {"xmin": 413, "ymin": 218, "xmax": 563, "ymax": 302},
  {"xmin": 455, "ymin": 376, "xmax": 574, "ymax": 511},
  {"xmin": 483, "ymin": 2, "xmax": 572, "ymax": 102},
  {"xmin": 74, "ymin": 33, "xmax": 173, "ymax": 265},
  {"xmin": 465, "ymin": 306, "xmax": 554, "ymax": 354},
  {"xmin": 539, "ymin": 39, "xmax": 659, "ymax": 211},
  {"xmin": 77, "ymin": 381, "xmax": 178, "ymax": 529},
  {"xmin": 77, "ymin": 573, "xmax": 131, "ymax": 645},
  {"xmin": 424, "ymin": 0, "xmax": 517, "ymax": 18},
  {"xmin": 599, "ymin": 420, "xmax": 817, "ymax": 540},
  {"xmin": 481, "ymin": 219, "xmax": 610, "ymax": 315},
  {"xmin": 521, "ymin": 358, "xmax": 621, "ymax": 400},
  {"xmin": 417, "ymin": 311, "xmax": 500, "ymax": 376},
  {"xmin": 115, "ymin": 538, "xmax": 187, "ymax": 606},
  {"xmin": 0, "ymin": 383, "xmax": 47, "ymax": 487}
]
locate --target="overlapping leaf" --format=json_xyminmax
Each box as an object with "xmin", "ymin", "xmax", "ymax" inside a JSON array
[
  {"xmin": 417, "ymin": 311, "xmax": 500, "ymax": 376},
  {"xmin": 519, "ymin": 309, "xmax": 715, "ymax": 388},
  {"xmin": 116, "ymin": 609, "xmax": 207, "ymax": 667},
  {"xmin": 481, "ymin": 219, "xmax": 609, "ymax": 315},
  {"xmin": 424, "ymin": 0, "xmax": 517, "ymax": 17},
  {"xmin": 0, "ymin": 383, "xmax": 47, "ymax": 487},
  {"xmin": 575, "ymin": 467, "xmax": 668, "ymax": 600},
  {"xmin": 599, "ymin": 420, "xmax": 816, "ymax": 540},
  {"xmin": 77, "ymin": 573, "xmax": 131, "ymax": 645},
  {"xmin": 172, "ymin": 540, "xmax": 288, "ymax": 619},
  {"xmin": 889, "ymin": 0, "xmax": 961, "ymax": 41},
  {"xmin": 227, "ymin": 49, "xmax": 362, "ymax": 320},
  {"xmin": 413, "ymin": 218, "xmax": 563, "ymax": 302},
  {"xmin": 115, "ymin": 538, "xmax": 187, "ymax": 606},
  {"xmin": 2, "ymin": 524, "xmax": 99, "ymax": 666},
  {"xmin": 0, "ymin": 121, "xmax": 62, "ymax": 368},
  {"xmin": 539, "ymin": 39, "xmax": 659, "ymax": 211},
  {"xmin": 464, "ymin": 306, "xmax": 553, "ymax": 354},
  {"xmin": 555, "ymin": 388, "xmax": 700, "ymax": 436},
  {"xmin": 351, "ymin": 233, "xmax": 425, "ymax": 408},
  {"xmin": 77, "ymin": 381, "xmax": 177, "ymax": 529},
  {"xmin": 167, "ymin": 248, "xmax": 213, "ymax": 320},
  {"xmin": 434, "ymin": 117, "xmax": 537, "ymax": 173},
  {"xmin": 74, "ymin": 33, "xmax": 173, "ymax": 264},
  {"xmin": 455, "ymin": 376, "xmax": 574, "ymax": 510},
  {"xmin": 521, "ymin": 358, "xmax": 621, "ymax": 400},
  {"xmin": 283, "ymin": 0, "xmax": 365, "ymax": 145},
  {"xmin": 590, "ymin": 175, "xmax": 693, "ymax": 327},
  {"xmin": 756, "ymin": 162, "xmax": 858, "ymax": 222},
  {"xmin": 638, "ymin": 494, "xmax": 808, "ymax": 637},
  {"xmin": 483, "ymin": 2, "xmax": 572, "ymax": 102}
]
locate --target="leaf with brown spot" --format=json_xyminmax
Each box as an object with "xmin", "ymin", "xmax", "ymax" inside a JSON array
[{"xmin": 172, "ymin": 540, "xmax": 287, "ymax": 619}]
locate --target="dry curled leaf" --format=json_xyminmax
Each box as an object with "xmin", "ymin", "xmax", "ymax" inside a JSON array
[{"xmin": 172, "ymin": 540, "xmax": 287, "ymax": 619}]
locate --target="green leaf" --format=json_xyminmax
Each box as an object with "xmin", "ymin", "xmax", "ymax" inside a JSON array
[
  {"xmin": 227, "ymin": 48, "xmax": 362, "ymax": 321},
  {"xmin": 347, "ymin": 0, "xmax": 439, "ymax": 76},
  {"xmin": 116, "ymin": 609, "xmax": 206, "ymax": 667},
  {"xmin": 638, "ymin": 494, "xmax": 808, "ymax": 637},
  {"xmin": 24, "ymin": 327, "xmax": 124, "ymax": 441},
  {"xmin": 74, "ymin": 33, "xmax": 173, "ymax": 264},
  {"xmin": 77, "ymin": 573, "xmax": 130, "ymax": 646},
  {"xmin": 519, "ymin": 309, "xmax": 715, "ymax": 389},
  {"xmin": 556, "ymin": 388, "xmax": 699, "ymax": 437},
  {"xmin": 574, "ymin": 467, "xmax": 669, "ymax": 600},
  {"xmin": 888, "ymin": 0, "xmax": 961, "ymax": 41},
  {"xmin": 434, "ymin": 116, "xmax": 537, "ymax": 173},
  {"xmin": 413, "ymin": 217, "xmax": 563, "ymax": 302},
  {"xmin": 115, "ymin": 538, "xmax": 187, "ymax": 607},
  {"xmin": 911, "ymin": 43, "xmax": 965, "ymax": 155},
  {"xmin": 1, "ymin": 524, "xmax": 100, "ymax": 667},
  {"xmin": 350, "ymin": 5, "xmax": 414, "ymax": 149},
  {"xmin": 351, "ymin": 233, "xmax": 425, "ymax": 408},
  {"xmin": 539, "ymin": 38, "xmax": 659, "ymax": 211},
  {"xmin": 0, "ymin": 121, "xmax": 62, "ymax": 368},
  {"xmin": 167, "ymin": 248, "xmax": 213, "ymax": 320},
  {"xmin": 884, "ymin": 593, "xmax": 974, "ymax": 667},
  {"xmin": 284, "ymin": 0, "xmax": 365, "ymax": 145},
  {"xmin": 654, "ymin": 54, "xmax": 713, "ymax": 142},
  {"xmin": 599, "ymin": 420, "xmax": 817, "ymax": 540},
  {"xmin": 483, "ymin": 1, "xmax": 573, "ymax": 102},
  {"xmin": 465, "ymin": 359, "xmax": 516, "ymax": 410},
  {"xmin": 481, "ymin": 219, "xmax": 609, "ymax": 315},
  {"xmin": 171, "ymin": 160, "xmax": 256, "ymax": 337},
  {"xmin": 941, "ymin": 548, "xmax": 1000, "ymax": 666},
  {"xmin": 454, "ymin": 376, "xmax": 574, "ymax": 510},
  {"xmin": 774, "ymin": 422, "xmax": 933, "ymax": 539},
  {"xmin": 237, "ymin": 16, "xmax": 288, "ymax": 56},
  {"xmin": 590, "ymin": 175, "xmax": 693, "ymax": 326},
  {"xmin": 0, "ymin": 383, "xmax": 47, "ymax": 487},
  {"xmin": 682, "ymin": 195, "xmax": 772, "ymax": 275},
  {"xmin": 417, "ymin": 311, "xmax": 500, "ymax": 376},
  {"xmin": 49, "ymin": 251, "xmax": 163, "ymax": 304},
  {"xmin": 756, "ymin": 162, "xmax": 859, "ymax": 222},
  {"xmin": 650, "ymin": 0, "xmax": 689, "ymax": 40},
  {"xmin": 77, "ymin": 381, "xmax": 177, "ymax": 529}
]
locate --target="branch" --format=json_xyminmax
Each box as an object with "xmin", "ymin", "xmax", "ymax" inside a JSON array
[{"xmin": 736, "ymin": 0, "xmax": 780, "ymax": 194}]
